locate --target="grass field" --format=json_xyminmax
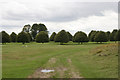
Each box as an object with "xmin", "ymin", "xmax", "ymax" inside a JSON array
[{"xmin": 2, "ymin": 42, "xmax": 118, "ymax": 78}]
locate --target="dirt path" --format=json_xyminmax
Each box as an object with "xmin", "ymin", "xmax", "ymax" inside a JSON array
[
  {"xmin": 67, "ymin": 58, "xmax": 83, "ymax": 78},
  {"xmin": 28, "ymin": 57, "xmax": 83, "ymax": 78}
]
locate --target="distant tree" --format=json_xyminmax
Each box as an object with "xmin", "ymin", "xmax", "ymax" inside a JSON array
[
  {"xmin": 31, "ymin": 23, "xmax": 48, "ymax": 40},
  {"xmin": 88, "ymin": 30, "xmax": 95, "ymax": 39},
  {"xmin": 36, "ymin": 31, "xmax": 49, "ymax": 43},
  {"xmin": 110, "ymin": 29, "xmax": 118, "ymax": 41},
  {"xmin": 27, "ymin": 33, "xmax": 32, "ymax": 41},
  {"xmin": 73, "ymin": 31, "xmax": 88, "ymax": 44},
  {"xmin": 88, "ymin": 30, "xmax": 97, "ymax": 42},
  {"xmin": 50, "ymin": 32, "xmax": 56, "ymax": 41},
  {"xmin": 22, "ymin": 24, "xmax": 31, "ymax": 33},
  {"xmin": 67, "ymin": 32, "xmax": 73, "ymax": 41},
  {"xmin": 106, "ymin": 31, "xmax": 110, "ymax": 41},
  {"xmin": 38, "ymin": 23, "xmax": 47, "ymax": 32},
  {"xmin": 10, "ymin": 32, "xmax": 17, "ymax": 42},
  {"xmin": 31, "ymin": 23, "xmax": 39, "ymax": 40},
  {"xmin": 115, "ymin": 29, "xmax": 120, "ymax": 41},
  {"xmin": 17, "ymin": 31, "xmax": 30, "ymax": 44},
  {"xmin": 94, "ymin": 31, "xmax": 108, "ymax": 43},
  {"xmin": 1, "ymin": 31, "xmax": 10, "ymax": 44},
  {"xmin": 54, "ymin": 30, "xmax": 69, "ymax": 45}
]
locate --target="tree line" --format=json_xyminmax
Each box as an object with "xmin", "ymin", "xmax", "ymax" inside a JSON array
[{"xmin": 0, "ymin": 23, "xmax": 120, "ymax": 44}]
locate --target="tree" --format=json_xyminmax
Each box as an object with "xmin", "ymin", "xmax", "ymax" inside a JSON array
[
  {"xmin": 22, "ymin": 24, "xmax": 31, "ymax": 33},
  {"xmin": 36, "ymin": 31, "xmax": 49, "ymax": 43},
  {"xmin": 88, "ymin": 30, "xmax": 97, "ymax": 42},
  {"xmin": 1, "ymin": 31, "xmax": 10, "ymax": 44},
  {"xmin": 94, "ymin": 31, "xmax": 108, "ymax": 43},
  {"xmin": 73, "ymin": 31, "xmax": 88, "ymax": 44},
  {"xmin": 110, "ymin": 29, "xmax": 118, "ymax": 41},
  {"xmin": 54, "ymin": 30, "xmax": 69, "ymax": 45},
  {"xmin": 38, "ymin": 23, "xmax": 47, "ymax": 32},
  {"xmin": 67, "ymin": 32, "xmax": 73, "ymax": 41},
  {"xmin": 31, "ymin": 23, "xmax": 39, "ymax": 39},
  {"xmin": 10, "ymin": 32, "xmax": 17, "ymax": 42},
  {"xmin": 106, "ymin": 31, "xmax": 110, "ymax": 41},
  {"xmin": 115, "ymin": 29, "xmax": 120, "ymax": 41},
  {"xmin": 27, "ymin": 33, "xmax": 32, "ymax": 41},
  {"xmin": 17, "ymin": 31, "xmax": 30, "ymax": 44},
  {"xmin": 31, "ymin": 23, "xmax": 48, "ymax": 40},
  {"xmin": 50, "ymin": 32, "xmax": 56, "ymax": 41}
]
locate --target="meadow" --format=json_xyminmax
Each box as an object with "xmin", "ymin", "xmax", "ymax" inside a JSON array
[{"xmin": 2, "ymin": 42, "xmax": 118, "ymax": 78}]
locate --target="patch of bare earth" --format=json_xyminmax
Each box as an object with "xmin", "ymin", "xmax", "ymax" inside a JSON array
[
  {"xmin": 67, "ymin": 58, "xmax": 83, "ymax": 78},
  {"xmin": 28, "ymin": 57, "xmax": 83, "ymax": 78},
  {"xmin": 28, "ymin": 58, "xmax": 57, "ymax": 78}
]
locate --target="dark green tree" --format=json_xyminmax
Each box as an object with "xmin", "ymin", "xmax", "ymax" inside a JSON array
[
  {"xmin": 94, "ymin": 31, "xmax": 108, "ymax": 43},
  {"xmin": 36, "ymin": 31, "xmax": 49, "ymax": 43},
  {"xmin": 73, "ymin": 31, "xmax": 88, "ymax": 44},
  {"xmin": 106, "ymin": 31, "xmax": 110, "ymax": 41},
  {"xmin": 67, "ymin": 32, "xmax": 73, "ymax": 41},
  {"xmin": 38, "ymin": 23, "xmax": 47, "ymax": 32},
  {"xmin": 110, "ymin": 29, "xmax": 118, "ymax": 41},
  {"xmin": 50, "ymin": 32, "xmax": 56, "ymax": 41},
  {"xmin": 31, "ymin": 23, "xmax": 48, "ymax": 40},
  {"xmin": 10, "ymin": 32, "xmax": 17, "ymax": 42},
  {"xmin": 88, "ymin": 30, "xmax": 97, "ymax": 42},
  {"xmin": 31, "ymin": 23, "xmax": 39, "ymax": 39},
  {"xmin": 27, "ymin": 33, "xmax": 32, "ymax": 41},
  {"xmin": 1, "ymin": 31, "xmax": 10, "ymax": 44},
  {"xmin": 22, "ymin": 24, "xmax": 31, "ymax": 33},
  {"xmin": 115, "ymin": 29, "xmax": 120, "ymax": 41},
  {"xmin": 17, "ymin": 31, "xmax": 30, "ymax": 44},
  {"xmin": 54, "ymin": 30, "xmax": 69, "ymax": 45}
]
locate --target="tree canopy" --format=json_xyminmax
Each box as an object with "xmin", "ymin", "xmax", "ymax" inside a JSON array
[
  {"xmin": 73, "ymin": 31, "xmax": 88, "ymax": 44},
  {"xmin": 36, "ymin": 31, "xmax": 49, "ymax": 43},
  {"xmin": 1, "ymin": 31, "xmax": 10, "ymax": 44},
  {"xmin": 110, "ymin": 29, "xmax": 118, "ymax": 41},
  {"xmin": 67, "ymin": 32, "xmax": 73, "ymax": 41},
  {"xmin": 50, "ymin": 32, "xmax": 56, "ymax": 41},
  {"xmin": 10, "ymin": 32, "xmax": 17, "ymax": 42},
  {"xmin": 54, "ymin": 30, "xmax": 69, "ymax": 45},
  {"xmin": 31, "ymin": 23, "xmax": 47, "ymax": 40},
  {"xmin": 115, "ymin": 29, "xmax": 120, "ymax": 41},
  {"xmin": 17, "ymin": 31, "xmax": 30, "ymax": 44},
  {"xmin": 94, "ymin": 31, "xmax": 108, "ymax": 43}
]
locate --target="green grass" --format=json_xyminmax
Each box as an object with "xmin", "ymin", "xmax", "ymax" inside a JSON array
[{"xmin": 2, "ymin": 42, "xmax": 118, "ymax": 78}]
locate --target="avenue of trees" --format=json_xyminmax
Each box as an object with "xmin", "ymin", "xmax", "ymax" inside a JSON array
[{"xmin": 0, "ymin": 23, "xmax": 120, "ymax": 45}]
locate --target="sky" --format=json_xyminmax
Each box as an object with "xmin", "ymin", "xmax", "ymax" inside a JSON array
[{"xmin": 0, "ymin": 0, "xmax": 119, "ymax": 35}]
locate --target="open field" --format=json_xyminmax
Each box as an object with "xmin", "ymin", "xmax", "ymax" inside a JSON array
[{"xmin": 2, "ymin": 42, "xmax": 118, "ymax": 78}]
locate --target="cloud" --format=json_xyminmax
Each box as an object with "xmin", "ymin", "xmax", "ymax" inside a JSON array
[{"xmin": 0, "ymin": 0, "xmax": 118, "ymax": 35}]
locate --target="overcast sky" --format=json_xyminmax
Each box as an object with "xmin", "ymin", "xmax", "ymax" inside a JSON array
[{"xmin": 0, "ymin": 0, "xmax": 119, "ymax": 35}]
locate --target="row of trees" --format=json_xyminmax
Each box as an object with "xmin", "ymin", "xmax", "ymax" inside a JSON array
[
  {"xmin": 0, "ymin": 23, "xmax": 120, "ymax": 44},
  {"xmin": 1, "ymin": 29, "xmax": 120, "ymax": 45}
]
